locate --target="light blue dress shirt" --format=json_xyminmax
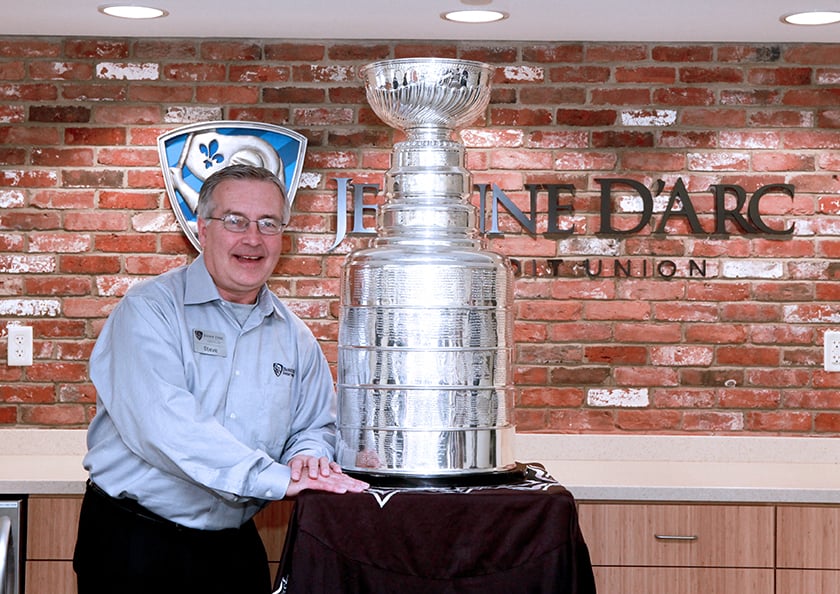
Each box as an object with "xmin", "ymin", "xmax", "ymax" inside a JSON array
[{"xmin": 83, "ymin": 255, "xmax": 337, "ymax": 530}]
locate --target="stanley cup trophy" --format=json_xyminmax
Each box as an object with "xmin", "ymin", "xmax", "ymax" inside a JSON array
[{"xmin": 336, "ymin": 58, "xmax": 519, "ymax": 484}]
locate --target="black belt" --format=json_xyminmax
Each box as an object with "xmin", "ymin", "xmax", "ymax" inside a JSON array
[{"xmin": 86, "ymin": 479, "xmax": 194, "ymax": 532}]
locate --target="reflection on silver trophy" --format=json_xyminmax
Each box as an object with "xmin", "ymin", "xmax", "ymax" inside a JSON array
[{"xmin": 336, "ymin": 58, "xmax": 517, "ymax": 480}]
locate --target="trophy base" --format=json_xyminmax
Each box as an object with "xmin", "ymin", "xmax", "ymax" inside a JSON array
[{"xmin": 346, "ymin": 463, "xmax": 527, "ymax": 489}]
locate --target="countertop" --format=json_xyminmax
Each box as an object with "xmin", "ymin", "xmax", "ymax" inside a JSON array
[{"xmin": 2, "ymin": 429, "xmax": 839, "ymax": 503}]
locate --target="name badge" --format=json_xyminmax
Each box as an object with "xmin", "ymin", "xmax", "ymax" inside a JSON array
[{"xmin": 192, "ymin": 329, "xmax": 227, "ymax": 357}]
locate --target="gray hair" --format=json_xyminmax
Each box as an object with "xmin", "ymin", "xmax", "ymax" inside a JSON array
[{"xmin": 196, "ymin": 164, "xmax": 290, "ymax": 224}]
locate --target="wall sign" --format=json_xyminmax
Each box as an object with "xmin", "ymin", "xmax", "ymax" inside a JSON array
[{"xmin": 329, "ymin": 176, "xmax": 797, "ymax": 251}]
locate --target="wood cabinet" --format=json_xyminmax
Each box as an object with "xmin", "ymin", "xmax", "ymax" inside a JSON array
[
  {"xmin": 254, "ymin": 499, "xmax": 296, "ymax": 579},
  {"xmin": 25, "ymin": 495, "xmax": 82, "ymax": 594},
  {"xmin": 776, "ymin": 505, "xmax": 840, "ymax": 593},
  {"xmin": 23, "ymin": 495, "xmax": 295, "ymax": 594},
  {"xmin": 577, "ymin": 503, "xmax": 775, "ymax": 594},
  {"xmin": 23, "ymin": 496, "xmax": 840, "ymax": 593}
]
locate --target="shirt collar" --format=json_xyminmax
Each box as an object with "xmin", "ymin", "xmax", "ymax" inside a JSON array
[{"xmin": 185, "ymin": 255, "xmax": 284, "ymax": 320}]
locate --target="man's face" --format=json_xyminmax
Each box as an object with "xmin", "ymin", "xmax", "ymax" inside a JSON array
[{"xmin": 197, "ymin": 178, "xmax": 286, "ymax": 304}]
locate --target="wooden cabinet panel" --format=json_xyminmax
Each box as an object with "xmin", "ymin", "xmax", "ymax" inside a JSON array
[
  {"xmin": 254, "ymin": 499, "xmax": 295, "ymax": 562},
  {"xmin": 25, "ymin": 561, "xmax": 77, "ymax": 594},
  {"xmin": 594, "ymin": 566, "xmax": 773, "ymax": 594},
  {"xmin": 776, "ymin": 569, "xmax": 840, "ymax": 593},
  {"xmin": 26, "ymin": 496, "xmax": 83, "ymax": 560},
  {"xmin": 777, "ymin": 506, "xmax": 840, "ymax": 569},
  {"xmin": 578, "ymin": 503, "xmax": 774, "ymax": 568}
]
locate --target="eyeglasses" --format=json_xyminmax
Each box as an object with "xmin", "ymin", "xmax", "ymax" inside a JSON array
[{"xmin": 205, "ymin": 213, "xmax": 286, "ymax": 235}]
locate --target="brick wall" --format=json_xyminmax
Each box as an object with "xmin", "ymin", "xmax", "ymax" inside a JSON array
[{"xmin": 1, "ymin": 37, "xmax": 839, "ymax": 434}]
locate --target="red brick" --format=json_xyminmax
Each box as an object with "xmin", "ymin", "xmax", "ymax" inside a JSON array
[
  {"xmin": 0, "ymin": 39, "xmax": 62, "ymax": 58},
  {"xmin": 556, "ymin": 109, "xmax": 617, "ymax": 126},
  {"xmin": 0, "ymin": 61, "xmax": 27, "ymax": 80},
  {"xmin": 64, "ymin": 127, "xmax": 126, "ymax": 145},
  {"xmin": 196, "ymin": 85, "xmax": 260, "ymax": 104},
  {"xmin": 264, "ymin": 43, "xmax": 326, "ymax": 62},
  {"xmin": 124, "ymin": 255, "xmax": 188, "ymax": 275},
  {"xmin": 460, "ymin": 47, "xmax": 518, "ymax": 64},
  {"xmin": 94, "ymin": 233, "xmax": 157, "ymax": 253},
  {"xmin": 680, "ymin": 67, "xmax": 744, "ymax": 84},
  {"xmin": 31, "ymin": 148, "xmax": 93, "ymax": 167},
  {"xmin": 546, "ymin": 409, "xmax": 616, "ymax": 432},
  {"xmin": 129, "ymin": 85, "xmax": 194, "ymax": 103},
  {"xmin": 682, "ymin": 411, "xmax": 744, "ymax": 431},
  {"xmin": 0, "ymin": 125, "xmax": 61, "ymax": 145},
  {"xmin": 200, "ymin": 41, "xmax": 262, "ymax": 61},
  {"xmin": 519, "ymin": 87, "xmax": 586, "ymax": 105},
  {"xmin": 29, "ymin": 61, "xmax": 94, "ymax": 81},
  {"xmin": 59, "ymin": 255, "xmax": 121, "ymax": 274},
  {"xmin": 162, "ymin": 63, "xmax": 227, "ymax": 82},
  {"xmin": 134, "ymin": 40, "xmax": 198, "ymax": 59},
  {"xmin": 65, "ymin": 39, "xmax": 129, "ymax": 59},
  {"xmin": 585, "ymin": 346, "xmax": 647, "ymax": 364},
  {"xmin": 591, "ymin": 88, "xmax": 652, "ymax": 106},
  {"xmin": 549, "ymin": 66, "xmax": 611, "ymax": 83},
  {"xmin": 681, "ymin": 108, "xmax": 746, "ymax": 127},
  {"xmin": 520, "ymin": 387, "xmax": 584, "ymax": 407},
  {"xmin": 586, "ymin": 44, "xmax": 647, "ymax": 62},
  {"xmin": 327, "ymin": 44, "xmax": 390, "ymax": 61},
  {"xmin": 616, "ymin": 410, "xmax": 682, "ymax": 431},
  {"xmin": 784, "ymin": 45, "xmax": 840, "ymax": 65},
  {"xmin": 749, "ymin": 110, "xmax": 813, "ymax": 128},
  {"xmin": 653, "ymin": 87, "xmax": 716, "ymax": 106},
  {"xmin": 522, "ymin": 44, "xmax": 584, "ymax": 63},
  {"xmin": 652, "ymin": 46, "xmax": 714, "ymax": 62},
  {"xmin": 745, "ymin": 411, "xmax": 812, "ymax": 432},
  {"xmin": 25, "ymin": 276, "xmax": 91, "ymax": 296},
  {"xmin": 1, "ymin": 385, "xmax": 55, "ymax": 404},
  {"xmin": 20, "ymin": 404, "xmax": 87, "ymax": 426},
  {"xmin": 490, "ymin": 107, "xmax": 554, "ymax": 126}
]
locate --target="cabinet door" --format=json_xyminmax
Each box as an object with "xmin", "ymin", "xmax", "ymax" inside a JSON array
[
  {"xmin": 776, "ymin": 569, "xmax": 840, "ymax": 593},
  {"xmin": 254, "ymin": 500, "xmax": 295, "ymax": 563},
  {"xmin": 777, "ymin": 506, "xmax": 840, "ymax": 570},
  {"xmin": 25, "ymin": 561, "xmax": 77, "ymax": 594},
  {"xmin": 254, "ymin": 499, "xmax": 295, "ymax": 581},
  {"xmin": 27, "ymin": 496, "xmax": 83, "ymax": 560},
  {"xmin": 577, "ymin": 503, "xmax": 774, "ymax": 568},
  {"xmin": 26, "ymin": 496, "xmax": 83, "ymax": 594},
  {"xmin": 595, "ymin": 566, "xmax": 773, "ymax": 594}
]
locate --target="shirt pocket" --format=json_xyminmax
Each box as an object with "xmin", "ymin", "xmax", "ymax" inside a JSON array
[{"xmin": 248, "ymin": 372, "xmax": 294, "ymax": 459}]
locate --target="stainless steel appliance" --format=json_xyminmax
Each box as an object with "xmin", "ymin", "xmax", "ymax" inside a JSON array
[
  {"xmin": 336, "ymin": 58, "xmax": 517, "ymax": 482},
  {"xmin": 0, "ymin": 498, "xmax": 23, "ymax": 594}
]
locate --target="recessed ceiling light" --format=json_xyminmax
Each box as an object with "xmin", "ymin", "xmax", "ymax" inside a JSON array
[
  {"xmin": 781, "ymin": 10, "xmax": 840, "ymax": 25},
  {"xmin": 98, "ymin": 4, "xmax": 168, "ymax": 19},
  {"xmin": 442, "ymin": 9, "xmax": 508, "ymax": 24}
]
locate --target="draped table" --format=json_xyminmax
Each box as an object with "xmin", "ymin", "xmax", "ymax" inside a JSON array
[{"xmin": 274, "ymin": 465, "xmax": 596, "ymax": 594}]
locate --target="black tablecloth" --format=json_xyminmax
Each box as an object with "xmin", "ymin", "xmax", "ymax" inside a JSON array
[{"xmin": 274, "ymin": 465, "xmax": 596, "ymax": 594}]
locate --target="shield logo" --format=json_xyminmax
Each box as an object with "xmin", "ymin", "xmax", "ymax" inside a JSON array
[{"xmin": 157, "ymin": 120, "xmax": 307, "ymax": 251}]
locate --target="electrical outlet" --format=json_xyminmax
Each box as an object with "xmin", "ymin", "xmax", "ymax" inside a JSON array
[
  {"xmin": 825, "ymin": 331, "xmax": 840, "ymax": 372},
  {"xmin": 7, "ymin": 325, "xmax": 33, "ymax": 366}
]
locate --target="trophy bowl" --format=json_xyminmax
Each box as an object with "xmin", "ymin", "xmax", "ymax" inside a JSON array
[{"xmin": 360, "ymin": 58, "xmax": 493, "ymax": 132}]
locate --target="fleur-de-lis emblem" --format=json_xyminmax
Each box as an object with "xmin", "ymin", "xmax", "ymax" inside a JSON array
[
  {"xmin": 199, "ymin": 139, "xmax": 224, "ymax": 169},
  {"xmin": 158, "ymin": 120, "xmax": 307, "ymax": 252}
]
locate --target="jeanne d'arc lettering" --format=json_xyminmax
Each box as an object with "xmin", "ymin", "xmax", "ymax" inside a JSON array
[{"xmin": 328, "ymin": 176, "xmax": 796, "ymax": 251}]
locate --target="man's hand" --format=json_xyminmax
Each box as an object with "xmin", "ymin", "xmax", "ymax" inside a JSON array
[{"xmin": 285, "ymin": 454, "xmax": 369, "ymax": 497}]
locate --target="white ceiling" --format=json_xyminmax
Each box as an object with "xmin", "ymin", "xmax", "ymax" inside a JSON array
[{"xmin": 4, "ymin": 0, "xmax": 840, "ymax": 43}]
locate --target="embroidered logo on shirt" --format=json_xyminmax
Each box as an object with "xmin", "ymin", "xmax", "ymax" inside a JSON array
[{"xmin": 273, "ymin": 363, "xmax": 296, "ymax": 378}]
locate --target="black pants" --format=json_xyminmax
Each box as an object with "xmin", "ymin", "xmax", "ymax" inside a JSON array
[{"xmin": 73, "ymin": 482, "xmax": 272, "ymax": 594}]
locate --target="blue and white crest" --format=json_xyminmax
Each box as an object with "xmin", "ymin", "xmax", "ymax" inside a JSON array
[{"xmin": 157, "ymin": 120, "xmax": 307, "ymax": 251}]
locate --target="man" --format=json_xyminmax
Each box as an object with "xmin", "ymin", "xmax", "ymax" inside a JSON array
[{"xmin": 73, "ymin": 164, "xmax": 368, "ymax": 594}]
